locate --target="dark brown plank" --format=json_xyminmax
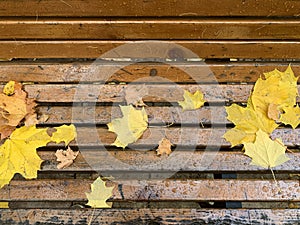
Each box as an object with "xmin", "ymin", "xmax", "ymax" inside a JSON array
[
  {"xmin": 39, "ymin": 150, "xmax": 300, "ymax": 172},
  {"xmin": 25, "ymin": 84, "xmax": 300, "ymax": 103},
  {"xmin": 2, "ymin": 41, "xmax": 300, "ymax": 59},
  {"xmin": 0, "ymin": 179, "xmax": 299, "ymax": 201},
  {"xmin": 1, "ymin": 209, "xmax": 299, "ymax": 225},
  {"xmin": 2, "ymin": 19, "xmax": 300, "ymax": 40},
  {"xmin": 0, "ymin": 62, "xmax": 299, "ymax": 83},
  {"xmin": 1, "ymin": 0, "xmax": 300, "ymax": 17},
  {"xmin": 72, "ymin": 127, "xmax": 299, "ymax": 147}
]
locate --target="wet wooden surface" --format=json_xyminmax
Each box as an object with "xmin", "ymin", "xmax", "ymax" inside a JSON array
[
  {"xmin": 1, "ymin": 0, "xmax": 300, "ymax": 17},
  {"xmin": 0, "ymin": 209, "xmax": 299, "ymax": 225},
  {"xmin": 0, "ymin": 62, "xmax": 299, "ymax": 83}
]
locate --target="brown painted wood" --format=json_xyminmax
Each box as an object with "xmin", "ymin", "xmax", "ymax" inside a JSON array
[
  {"xmin": 1, "ymin": 209, "xmax": 299, "ymax": 224},
  {"xmin": 0, "ymin": 179, "xmax": 299, "ymax": 201},
  {"xmin": 39, "ymin": 150, "xmax": 300, "ymax": 172},
  {"xmin": 1, "ymin": 0, "xmax": 300, "ymax": 17},
  {"xmin": 71, "ymin": 127, "xmax": 299, "ymax": 147},
  {"xmin": 2, "ymin": 41, "xmax": 300, "ymax": 59},
  {"xmin": 24, "ymin": 84, "xmax": 300, "ymax": 103},
  {"xmin": 2, "ymin": 19, "xmax": 300, "ymax": 40},
  {"xmin": 0, "ymin": 62, "xmax": 299, "ymax": 83}
]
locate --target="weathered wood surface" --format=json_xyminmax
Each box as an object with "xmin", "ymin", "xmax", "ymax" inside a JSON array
[
  {"xmin": 39, "ymin": 150, "xmax": 300, "ymax": 172},
  {"xmin": 3, "ymin": 41, "xmax": 300, "ymax": 59},
  {"xmin": 0, "ymin": 62, "xmax": 299, "ymax": 83},
  {"xmin": 0, "ymin": 179, "xmax": 299, "ymax": 201},
  {"xmin": 2, "ymin": 19, "xmax": 300, "ymax": 40},
  {"xmin": 25, "ymin": 84, "xmax": 300, "ymax": 103},
  {"xmin": 1, "ymin": 0, "xmax": 300, "ymax": 17},
  {"xmin": 70, "ymin": 127, "xmax": 299, "ymax": 147},
  {"xmin": 1, "ymin": 209, "xmax": 299, "ymax": 225}
]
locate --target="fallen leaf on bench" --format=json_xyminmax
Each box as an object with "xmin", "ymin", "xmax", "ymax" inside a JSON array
[
  {"xmin": 51, "ymin": 124, "xmax": 77, "ymax": 146},
  {"xmin": 55, "ymin": 146, "xmax": 79, "ymax": 169},
  {"xmin": 0, "ymin": 202, "xmax": 8, "ymax": 208},
  {"xmin": 279, "ymin": 105, "xmax": 300, "ymax": 129},
  {"xmin": 178, "ymin": 90, "xmax": 206, "ymax": 111},
  {"xmin": 156, "ymin": 138, "xmax": 172, "ymax": 156},
  {"xmin": 3, "ymin": 81, "xmax": 15, "ymax": 96},
  {"xmin": 107, "ymin": 105, "xmax": 148, "ymax": 148},
  {"xmin": 125, "ymin": 84, "xmax": 148, "ymax": 107},
  {"xmin": 244, "ymin": 129, "xmax": 290, "ymax": 169},
  {"xmin": 85, "ymin": 177, "xmax": 114, "ymax": 208}
]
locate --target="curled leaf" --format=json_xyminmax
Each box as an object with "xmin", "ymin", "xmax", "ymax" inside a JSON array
[{"xmin": 55, "ymin": 146, "xmax": 79, "ymax": 169}]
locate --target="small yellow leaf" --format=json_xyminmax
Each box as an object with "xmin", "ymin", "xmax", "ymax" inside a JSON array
[
  {"xmin": 244, "ymin": 129, "xmax": 290, "ymax": 169},
  {"xmin": 107, "ymin": 105, "xmax": 148, "ymax": 148},
  {"xmin": 85, "ymin": 177, "xmax": 114, "ymax": 208},
  {"xmin": 3, "ymin": 81, "xmax": 15, "ymax": 96},
  {"xmin": 51, "ymin": 124, "xmax": 77, "ymax": 146},
  {"xmin": 156, "ymin": 138, "xmax": 172, "ymax": 156},
  {"xmin": 178, "ymin": 90, "xmax": 206, "ymax": 111},
  {"xmin": 279, "ymin": 105, "xmax": 300, "ymax": 129},
  {"xmin": 0, "ymin": 202, "xmax": 9, "ymax": 208},
  {"xmin": 55, "ymin": 146, "xmax": 79, "ymax": 169}
]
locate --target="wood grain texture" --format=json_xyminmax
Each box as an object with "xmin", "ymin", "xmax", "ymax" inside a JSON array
[
  {"xmin": 1, "ymin": 0, "xmax": 300, "ymax": 17},
  {"xmin": 24, "ymin": 84, "xmax": 300, "ymax": 103},
  {"xmin": 2, "ymin": 19, "xmax": 300, "ymax": 40},
  {"xmin": 0, "ymin": 179, "xmax": 299, "ymax": 201},
  {"xmin": 39, "ymin": 150, "xmax": 300, "ymax": 172},
  {"xmin": 0, "ymin": 209, "xmax": 299, "ymax": 225},
  {"xmin": 2, "ymin": 41, "xmax": 300, "ymax": 59},
  {"xmin": 0, "ymin": 62, "xmax": 299, "ymax": 83}
]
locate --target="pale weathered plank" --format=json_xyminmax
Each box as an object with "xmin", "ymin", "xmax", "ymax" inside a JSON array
[
  {"xmin": 1, "ymin": 0, "xmax": 300, "ymax": 17},
  {"xmin": 2, "ymin": 19, "xmax": 300, "ymax": 40},
  {"xmin": 25, "ymin": 84, "xmax": 300, "ymax": 103},
  {"xmin": 0, "ymin": 209, "xmax": 299, "ymax": 225},
  {"xmin": 0, "ymin": 179, "xmax": 298, "ymax": 201},
  {"xmin": 2, "ymin": 41, "xmax": 300, "ymax": 59},
  {"xmin": 0, "ymin": 62, "xmax": 299, "ymax": 83},
  {"xmin": 39, "ymin": 150, "xmax": 300, "ymax": 172}
]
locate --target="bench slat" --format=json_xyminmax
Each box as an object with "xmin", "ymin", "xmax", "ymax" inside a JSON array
[
  {"xmin": 0, "ymin": 179, "xmax": 298, "ymax": 201},
  {"xmin": 39, "ymin": 150, "xmax": 300, "ymax": 172},
  {"xmin": 0, "ymin": 209, "xmax": 299, "ymax": 225},
  {"xmin": 2, "ymin": 19, "xmax": 300, "ymax": 40},
  {"xmin": 1, "ymin": 0, "xmax": 299, "ymax": 17},
  {"xmin": 1, "ymin": 62, "xmax": 299, "ymax": 83},
  {"xmin": 2, "ymin": 41, "xmax": 300, "ymax": 59}
]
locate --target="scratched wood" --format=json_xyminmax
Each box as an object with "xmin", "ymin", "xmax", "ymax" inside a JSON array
[
  {"xmin": 1, "ymin": 0, "xmax": 300, "ymax": 17},
  {"xmin": 0, "ymin": 62, "xmax": 299, "ymax": 83},
  {"xmin": 2, "ymin": 41, "xmax": 300, "ymax": 59},
  {"xmin": 39, "ymin": 150, "xmax": 300, "ymax": 172},
  {"xmin": 2, "ymin": 19, "xmax": 300, "ymax": 40},
  {"xmin": 0, "ymin": 179, "xmax": 298, "ymax": 201}
]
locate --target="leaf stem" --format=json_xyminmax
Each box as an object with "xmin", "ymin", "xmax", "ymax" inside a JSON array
[{"xmin": 270, "ymin": 167, "xmax": 281, "ymax": 193}]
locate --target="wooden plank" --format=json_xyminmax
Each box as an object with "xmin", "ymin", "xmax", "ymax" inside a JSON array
[
  {"xmin": 0, "ymin": 209, "xmax": 299, "ymax": 225},
  {"xmin": 2, "ymin": 41, "xmax": 300, "ymax": 59},
  {"xmin": 1, "ymin": 0, "xmax": 300, "ymax": 17},
  {"xmin": 39, "ymin": 150, "xmax": 300, "ymax": 172},
  {"xmin": 0, "ymin": 179, "xmax": 299, "ymax": 201},
  {"xmin": 25, "ymin": 84, "xmax": 300, "ymax": 103},
  {"xmin": 2, "ymin": 19, "xmax": 300, "ymax": 40},
  {"xmin": 0, "ymin": 62, "xmax": 299, "ymax": 84},
  {"xmin": 72, "ymin": 127, "xmax": 299, "ymax": 147},
  {"xmin": 38, "ymin": 106, "xmax": 228, "ymax": 125}
]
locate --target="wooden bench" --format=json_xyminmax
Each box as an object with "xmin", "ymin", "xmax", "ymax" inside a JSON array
[{"xmin": 0, "ymin": 0, "xmax": 299, "ymax": 224}]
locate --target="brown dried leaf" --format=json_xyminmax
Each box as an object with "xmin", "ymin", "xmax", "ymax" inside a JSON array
[
  {"xmin": 267, "ymin": 103, "xmax": 280, "ymax": 120},
  {"xmin": 55, "ymin": 146, "xmax": 79, "ymax": 169},
  {"xmin": 156, "ymin": 138, "xmax": 172, "ymax": 156}
]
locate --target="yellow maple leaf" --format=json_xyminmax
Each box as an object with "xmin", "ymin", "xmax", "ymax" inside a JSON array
[
  {"xmin": 3, "ymin": 81, "xmax": 15, "ymax": 96},
  {"xmin": 156, "ymin": 138, "xmax": 173, "ymax": 156},
  {"xmin": 85, "ymin": 177, "xmax": 114, "ymax": 208},
  {"xmin": 178, "ymin": 90, "xmax": 206, "ymax": 111},
  {"xmin": 244, "ymin": 129, "xmax": 290, "ymax": 169},
  {"xmin": 223, "ymin": 104, "xmax": 278, "ymax": 146},
  {"xmin": 107, "ymin": 105, "xmax": 148, "ymax": 148},
  {"xmin": 279, "ymin": 105, "xmax": 300, "ymax": 129},
  {"xmin": 0, "ymin": 125, "xmax": 77, "ymax": 189},
  {"xmin": 51, "ymin": 124, "xmax": 77, "ymax": 146}
]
